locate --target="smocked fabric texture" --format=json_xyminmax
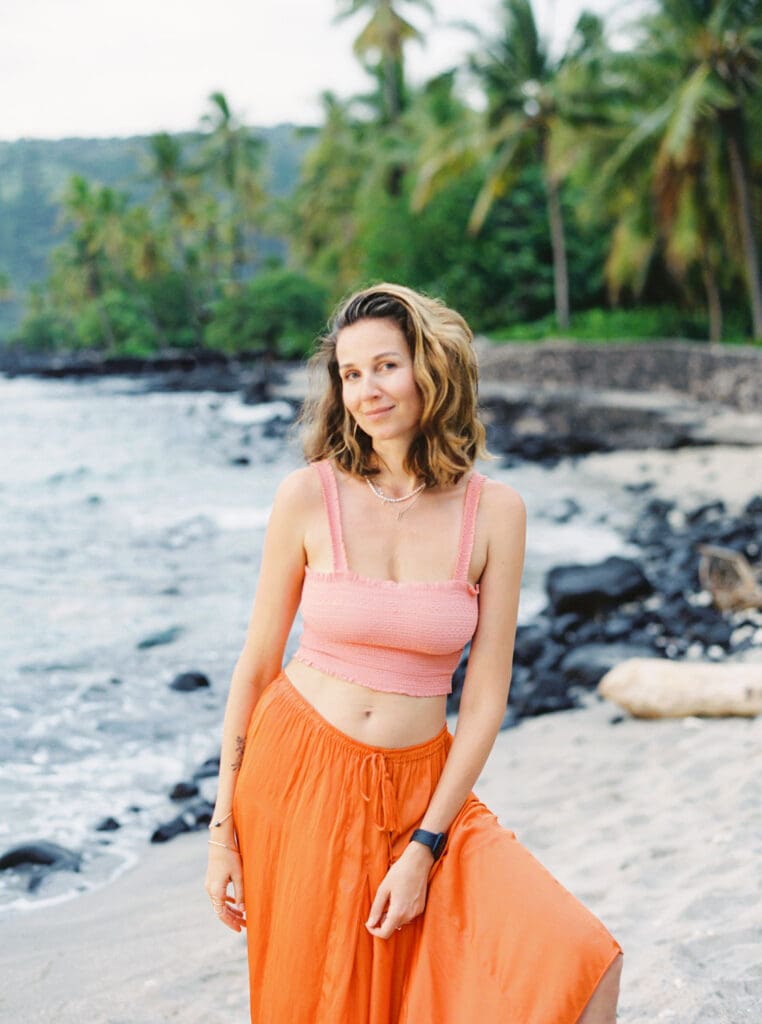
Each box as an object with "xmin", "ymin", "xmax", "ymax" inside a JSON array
[
  {"xmin": 233, "ymin": 673, "xmax": 623, "ymax": 1024},
  {"xmin": 293, "ymin": 459, "xmax": 483, "ymax": 696}
]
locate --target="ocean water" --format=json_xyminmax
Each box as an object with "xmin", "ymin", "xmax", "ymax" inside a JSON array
[{"xmin": 0, "ymin": 374, "xmax": 638, "ymax": 917}]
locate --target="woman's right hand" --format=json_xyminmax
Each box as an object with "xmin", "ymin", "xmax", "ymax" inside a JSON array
[{"xmin": 205, "ymin": 843, "xmax": 246, "ymax": 932}]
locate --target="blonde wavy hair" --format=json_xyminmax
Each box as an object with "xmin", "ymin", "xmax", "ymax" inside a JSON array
[{"xmin": 300, "ymin": 283, "xmax": 490, "ymax": 487}]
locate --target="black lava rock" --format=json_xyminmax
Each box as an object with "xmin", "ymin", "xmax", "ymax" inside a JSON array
[
  {"xmin": 452, "ymin": 491, "xmax": 762, "ymax": 727},
  {"xmin": 193, "ymin": 755, "xmax": 221, "ymax": 780},
  {"xmin": 95, "ymin": 817, "xmax": 121, "ymax": 832},
  {"xmin": 170, "ymin": 781, "xmax": 200, "ymax": 800},
  {"xmin": 241, "ymin": 372, "xmax": 271, "ymax": 405},
  {"xmin": 547, "ymin": 557, "xmax": 653, "ymax": 615},
  {"xmin": 510, "ymin": 674, "xmax": 579, "ymax": 716},
  {"xmin": 186, "ymin": 800, "xmax": 214, "ymax": 828},
  {"xmin": 170, "ymin": 671, "xmax": 211, "ymax": 692},
  {"xmin": 513, "ymin": 622, "xmax": 551, "ymax": 665},
  {"xmin": 0, "ymin": 841, "xmax": 81, "ymax": 871},
  {"xmin": 137, "ymin": 626, "xmax": 184, "ymax": 649},
  {"xmin": 560, "ymin": 643, "xmax": 657, "ymax": 689},
  {"xmin": 151, "ymin": 816, "xmax": 191, "ymax": 843},
  {"xmin": 150, "ymin": 800, "xmax": 215, "ymax": 845},
  {"xmin": 551, "ymin": 612, "xmax": 584, "ymax": 641}
]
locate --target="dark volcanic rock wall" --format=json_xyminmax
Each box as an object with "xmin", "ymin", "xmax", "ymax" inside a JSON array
[{"xmin": 477, "ymin": 340, "xmax": 762, "ymax": 413}]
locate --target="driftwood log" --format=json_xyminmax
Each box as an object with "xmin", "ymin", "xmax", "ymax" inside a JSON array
[{"xmin": 598, "ymin": 657, "xmax": 762, "ymax": 718}]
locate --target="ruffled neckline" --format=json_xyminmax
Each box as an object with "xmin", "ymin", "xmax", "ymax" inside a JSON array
[{"xmin": 304, "ymin": 565, "xmax": 479, "ymax": 596}]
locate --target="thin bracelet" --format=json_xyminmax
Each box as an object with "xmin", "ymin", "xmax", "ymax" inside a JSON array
[
  {"xmin": 208, "ymin": 839, "xmax": 239, "ymax": 852},
  {"xmin": 208, "ymin": 810, "xmax": 234, "ymax": 829}
]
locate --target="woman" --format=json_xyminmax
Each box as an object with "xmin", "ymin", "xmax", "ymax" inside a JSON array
[{"xmin": 205, "ymin": 283, "xmax": 623, "ymax": 1023}]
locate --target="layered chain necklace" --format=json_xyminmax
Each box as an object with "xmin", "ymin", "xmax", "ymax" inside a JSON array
[{"xmin": 365, "ymin": 476, "xmax": 427, "ymax": 521}]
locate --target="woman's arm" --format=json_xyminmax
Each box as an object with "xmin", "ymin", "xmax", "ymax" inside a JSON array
[
  {"xmin": 204, "ymin": 467, "xmax": 311, "ymax": 931},
  {"xmin": 366, "ymin": 480, "xmax": 526, "ymax": 939}
]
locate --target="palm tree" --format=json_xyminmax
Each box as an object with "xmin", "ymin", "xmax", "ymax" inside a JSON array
[
  {"xmin": 199, "ymin": 92, "xmax": 267, "ymax": 282},
  {"xmin": 286, "ymin": 92, "xmax": 373, "ymax": 293},
  {"xmin": 599, "ymin": 0, "xmax": 762, "ymax": 338},
  {"xmin": 413, "ymin": 1, "xmax": 609, "ymax": 330},
  {"xmin": 335, "ymin": 0, "xmax": 432, "ymax": 123},
  {"xmin": 144, "ymin": 132, "xmax": 199, "ymax": 269},
  {"xmin": 57, "ymin": 176, "xmax": 124, "ymax": 345}
]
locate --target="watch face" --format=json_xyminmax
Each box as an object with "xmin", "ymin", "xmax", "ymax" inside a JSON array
[{"xmin": 432, "ymin": 833, "xmax": 446, "ymax": 859}]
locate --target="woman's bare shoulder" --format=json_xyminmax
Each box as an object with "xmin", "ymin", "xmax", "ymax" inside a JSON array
[
  {"xmin": 479, "ymin": 475, "xmax": 526, "ymax": 516},
  {"xmin": 274, "ymin": 464, "xmax": 320, "ymax": 499},
  {"xmin": 478, "ymin": 476, "xmax": 527, "ymax": 545},
  {"xmin": 270, "ymin": 463, "xmax": 324, "ymax": 515}
]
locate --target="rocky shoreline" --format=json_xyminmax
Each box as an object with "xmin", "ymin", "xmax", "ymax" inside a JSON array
[
  {"xmin": 3, "ymin": 336, "xmax": 761, "ymax": 410},
  {"xmin": 4, "ymin": 338, "xmax": 761, "ymax": 453}
]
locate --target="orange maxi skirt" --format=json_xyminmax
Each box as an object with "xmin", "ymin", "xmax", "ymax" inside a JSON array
[{"xmin": 232, "ymin": 672, "xmax": 622, "ymax": 1023}]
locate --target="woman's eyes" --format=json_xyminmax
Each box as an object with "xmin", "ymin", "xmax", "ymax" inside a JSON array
[{"xmin": 343, "ymin": 362, "xmax": 397, "ymax": 381}]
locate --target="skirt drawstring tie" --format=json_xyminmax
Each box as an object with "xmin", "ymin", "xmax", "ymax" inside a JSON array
[{"xmin": 359, "ymin": 751, "xmax": 401, "ymax": 867}]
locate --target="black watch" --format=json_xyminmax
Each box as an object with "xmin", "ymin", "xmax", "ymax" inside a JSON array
[{"xmin": 409, "ymin": 828, "xmax": 447, "ymax": 861}]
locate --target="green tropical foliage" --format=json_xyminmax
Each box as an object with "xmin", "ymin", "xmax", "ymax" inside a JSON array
[
  {"xmin": 412, "ymin": 1, "xmax": 611, "ymax": 329},
  {"xmin": 9, "ymin": 95, "xmax": 327, "ymax": 357},
  {"xmin": 3, "ymin": 0, "xmax": 761, "ymax": 356},
  {"xmin": 204, "ymin": 269, "xmax": 328, "ymax": 358},
  {"xmin": 589, "ymin": 0, "xmax": 762, "ymax": 340}
]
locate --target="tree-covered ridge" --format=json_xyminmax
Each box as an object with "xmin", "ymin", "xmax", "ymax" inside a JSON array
[
  {"xmin": 2, "ymin": 0, "xmax": 761, "ymax": 355},
  {"xmin": 0, "ymin": 125, "xmax": 310, "ymax": 337}
]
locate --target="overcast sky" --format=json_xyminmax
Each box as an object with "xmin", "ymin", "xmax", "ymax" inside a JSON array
[{"xmin": 1, "ymin": 0, "xmax": 634, "ymax": 141}]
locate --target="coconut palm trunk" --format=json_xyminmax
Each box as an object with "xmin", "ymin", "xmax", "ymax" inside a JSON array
[
  {"xmin": 723, "ymin": 109, "xmax": 762, "ymax": 338},
  {"xmin": 542, "ymin": 137, "xmax": 570, "ymax": 330},
  {"xmin": 383, "ymin": 52, "xmax": 403, "ymax": 122},
  {"xmin": 701, "ymin": 259, "xmax": 723, "ymax": 342}
]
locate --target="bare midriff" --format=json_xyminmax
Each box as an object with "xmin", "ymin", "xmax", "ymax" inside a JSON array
[{"xmin": 283, "ymin": 658, "xmax": 448, "ymax": 748}]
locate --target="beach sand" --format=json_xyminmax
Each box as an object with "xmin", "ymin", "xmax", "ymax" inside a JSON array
[
  {"xmin": 1, "ymin": 694, "xmax": 760, "ymax": 1023},
  {"xmin": 2, "ymin": 444, "xmax": 761, "ymax": 1023}
]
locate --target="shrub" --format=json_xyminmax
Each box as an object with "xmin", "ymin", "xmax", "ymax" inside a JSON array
[
  {"xmin": 15, "ymin": 309, "xmax": 77, "ymax": 352},
  {"xmin": 489, "ymin": 306, "xmax": 716, "ymax": 343},
  {"xmin": 75, "ymin": 289, "xmax": 159, "ymax": 354},
  {"xmin": 204, "ymin": 270, "xmax": 328, "ymax": 358}
]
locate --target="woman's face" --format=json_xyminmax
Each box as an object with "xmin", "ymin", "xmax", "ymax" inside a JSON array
[{"xmin": 335, "ymin": 318, "xmax": 423, "ymax": 447}]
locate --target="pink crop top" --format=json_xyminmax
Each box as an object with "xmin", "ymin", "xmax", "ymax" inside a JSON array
[{"xmin": 292, "ymin": 460, "xmax": 486, "ymax": 697}]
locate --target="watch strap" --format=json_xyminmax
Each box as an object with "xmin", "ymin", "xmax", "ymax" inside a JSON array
[{"xmin": 410, "ymin": 828, "xmax": 447, "ymax": 861}]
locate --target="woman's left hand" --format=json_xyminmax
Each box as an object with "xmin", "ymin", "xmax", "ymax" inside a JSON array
[{"xmin": 365, "ymin": 842, "xmax": 434, "ymax": 939}]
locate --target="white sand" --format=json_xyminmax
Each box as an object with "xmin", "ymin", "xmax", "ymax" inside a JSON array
[
  {"xmin": 1, "ymin": 694, "xmax": 760, "ymax": 1023},
  {"xmin": 2, "ymin": 443, "xmax": 761, "ymax": 1022},
  {"xmin": 576, "ymin": 444, "xmax": 762, "ymax": 517}
]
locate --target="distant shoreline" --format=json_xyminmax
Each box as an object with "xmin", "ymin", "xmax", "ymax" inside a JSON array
[{"xmin": 3, "ymin": 337, "xmax": 761, "ymax": 412}]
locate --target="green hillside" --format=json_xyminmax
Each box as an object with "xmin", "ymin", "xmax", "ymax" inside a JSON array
[{"xmin": 0, "ymin": 125, "xmax": 311, "ymax": 336}]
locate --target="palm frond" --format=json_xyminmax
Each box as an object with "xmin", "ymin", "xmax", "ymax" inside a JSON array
[
  {"xmin": 598, "ymin": 101, "xmax": 673, "ymax": 189},
  {"xmin": 411, "ymin": 128, "xmax": 483, "ymax": 210},
  {"xmin": 468, "ymin": 128, "xmax": 534, "ymax": 233}
]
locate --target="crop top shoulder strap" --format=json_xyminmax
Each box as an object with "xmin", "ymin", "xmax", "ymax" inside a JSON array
[
  {"xmin": 313, "ymin": 459, "xmax": 348, "ymax": 572},
  {"xmin": 453, "ymin": 470, "xmax": 487, "ymax": 581},
  {"xmin": 312, "ymin": 459, "xmax": 485, "ymax": 581}
]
